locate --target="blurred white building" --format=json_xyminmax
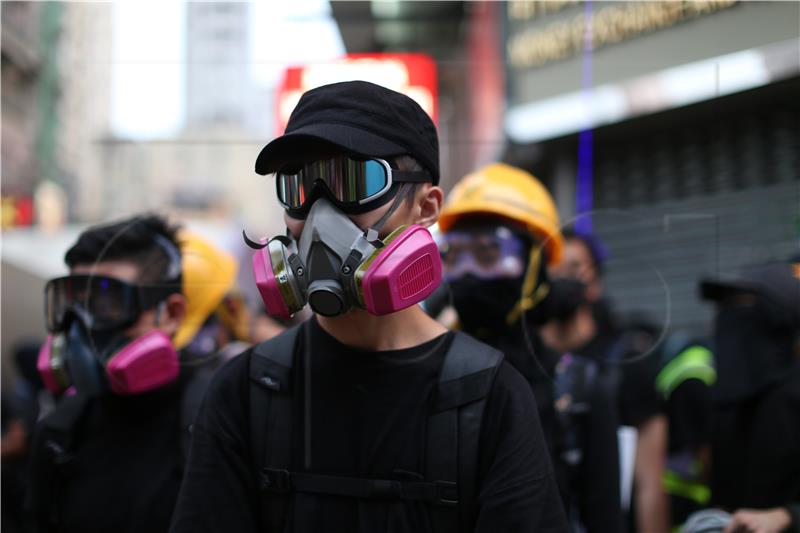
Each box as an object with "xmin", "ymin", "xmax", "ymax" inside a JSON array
[
  {"xmin": 98, "ymin": 2, "xmax": 281, "ymax": 237},
  {"xmin": 58, "ymin": 2, "xmax": 113, "ymax": 222},
  {"xmin": 2, "ymin": 2, "xmax": 112, "ymax": 226}
]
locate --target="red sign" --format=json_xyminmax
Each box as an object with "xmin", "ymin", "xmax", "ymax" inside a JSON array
[
  {"xmin": 275, "ymin": 53, "xmax": 438, "ymax": 135},
  {"xmin": 1, "ymin": 196, "xmax": 34, "ymax": 228}
]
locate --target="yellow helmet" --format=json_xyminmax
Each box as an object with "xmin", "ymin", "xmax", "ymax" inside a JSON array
[
  {"xmin": 439, "ymin": 162, "xmax": 563, "ymax": 266},
  {"xmin": 172, "ymin": 230, "xmax": 239, "ymax": 350}
]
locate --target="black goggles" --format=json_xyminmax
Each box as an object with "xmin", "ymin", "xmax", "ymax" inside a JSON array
[
  {"xmin": 44, "ymin": 275, "xmax": 179, "ymax": 333},
  {"xmin": 275, "ymin": 156, "xmax": 429, "ymax": 215}
]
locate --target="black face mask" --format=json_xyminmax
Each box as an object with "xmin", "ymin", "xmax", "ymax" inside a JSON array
[
  {"xmin": 712, "ymin": 298, "xmax": 796, "ymax": 405},
  {"xmin": 540, "ymin": 277, "xmax": 588, "ymax": 322},
  {"xmin": 450, "ymin": 274, "xmax": 524, "ymax": 338}
]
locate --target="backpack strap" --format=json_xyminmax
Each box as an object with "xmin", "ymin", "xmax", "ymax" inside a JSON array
[
  {"xmin": 257, "ymin": 469, "xmax": 462, "ymax": 505},
  {"xmin": 249, "ymin": 326, "xmax": 503, "ymax": 533},
  {"xmin": 426, "ymin": 331, "xmax": 505, "ymax": 533},
  {"xmin": 180, "ymin": 355, "xmax": 224, "ymax": 462},
  {"xmin": 553, "ymin": 354, "xmax": 600, "ymax": 469},
  {"xmin": 31, "ymin": 393, "xmax": 89, "ymax": 527},
  {"xmin": 248, "ymin": 322, "xmax": 304, "ymax": 532}
]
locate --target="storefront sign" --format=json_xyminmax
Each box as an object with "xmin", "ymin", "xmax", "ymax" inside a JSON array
[
  {"xmin": 508, "ymin": 0, "xmax": 736, "ymax": 69},
  {"xmin": 275, "ymin": 53, "xmax": 438, "ymax": 135}
]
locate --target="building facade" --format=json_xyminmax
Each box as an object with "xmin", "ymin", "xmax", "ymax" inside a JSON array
[{"xmin": 502, "ymin": 0, "xmax": 800, "ymax": 336}]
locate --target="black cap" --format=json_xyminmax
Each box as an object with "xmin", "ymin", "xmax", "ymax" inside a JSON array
[
  {"xmin": 700, "ymin": 261, "xmax": 800, "ymax": 328},
  {"xmin": 255, "ymin": 81, "xmax": 440, "ymax": 184}
]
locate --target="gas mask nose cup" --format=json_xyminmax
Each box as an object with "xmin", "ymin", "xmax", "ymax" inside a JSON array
[
  {"xmin": 307, "ymin": 279, "xmax": 345, "ymax": 316},
  {"xmin": 64, "ymin": 321, "xmax": 109, "ymax": 396}
]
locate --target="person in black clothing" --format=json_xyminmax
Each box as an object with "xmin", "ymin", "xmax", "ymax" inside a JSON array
[
  {"xmin": 3, "ymin": 341, "xmax": 47, "ymax": 533},
  {"xmin": 25, "ymin": 215, "xmax": 231, "ymax": 533},
  {"xmin": 435, "ymin": 163, "xmax": 619, "ymax": 532},
  {"xmin": 699, "ymin": 262, "xmax": 800, "ymax": 533},
  {"xmin": 170, "ymin": 82, "xmax": 567, "ymax": 533},
  {"xmin": 549, "ymin": 229, "xmax": 669, "ymax": 533},
  {"xmin": 654, "ymin": 332, "xmax": 715, "ymax": 528}
]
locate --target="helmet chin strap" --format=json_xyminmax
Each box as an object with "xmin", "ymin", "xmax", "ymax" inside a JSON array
[
  {"xmin": 505, "ymin": 245, "xmax": 549, "ymax": 326},
  {"xmin": 365, "ymin": 183, "xmax": 412, "ymax": 243}
]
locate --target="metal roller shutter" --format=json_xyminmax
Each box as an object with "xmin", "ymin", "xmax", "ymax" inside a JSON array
[{"xmin": 591, "ymin": 102, "xmax": 799, "ymax": 338}]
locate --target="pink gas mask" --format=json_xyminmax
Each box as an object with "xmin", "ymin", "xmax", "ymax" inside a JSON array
[
  {"xmin": 249, "ymin": 196, "xmax": 442, "ymax": 319},
  {"xmin": 37, "ymin": 319, "xmax": 179, "ymax": 397}
]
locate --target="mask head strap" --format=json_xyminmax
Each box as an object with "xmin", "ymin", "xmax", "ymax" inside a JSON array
[
  {"xmin": 154, "ymin": 301, "xmax": 166, "ymax": 327},
  {"xmin": 153, "ymin": 234, "xmax": 182, "ymax": 282},
  {"xmin": 365, "ymin": 183, "xmax": 413, "ymax": 243}
]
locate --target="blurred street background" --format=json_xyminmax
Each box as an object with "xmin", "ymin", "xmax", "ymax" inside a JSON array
[{"xmin": 2, "ymin": 0, "xmax": 799, "ymax": 386}]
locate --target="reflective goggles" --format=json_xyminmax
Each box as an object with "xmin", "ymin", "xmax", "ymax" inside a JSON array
[
  {"xmin": 438, "ymin": 227, "xmax": 528, "ymax": 280},
  {"xmin": 45, "ymin": 275, "xmax": 178, "ymax": 333},
  {"xmin": 275, "ymin": 156, "xmax": 429, "ymax": 216}
]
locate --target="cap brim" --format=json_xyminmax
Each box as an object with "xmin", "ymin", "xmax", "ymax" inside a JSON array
[
  {"xmin": 255, "ymin": 123, "xmax": 406, "ymax": 175},
  {"xmin": 699, "ymin": 278, "xmax": 759, "ymax": 301}
]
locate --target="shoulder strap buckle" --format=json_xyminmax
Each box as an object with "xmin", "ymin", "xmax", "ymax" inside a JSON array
[
  {"xmin": 260, "ymin": 468, "xmax": 291, "ymax": 493},
  {"xmin": 434, "ymin": 480, "xmax": 459, "ymax": 506}
]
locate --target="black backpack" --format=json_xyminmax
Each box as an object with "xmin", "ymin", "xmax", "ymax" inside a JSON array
[
  {"xmin": 248, "ymin": 321, "xmax": 505, "ymax": 533},
  {"xmin": 28, "ymin": 358, "xmax": 220, "ymax": 529}
]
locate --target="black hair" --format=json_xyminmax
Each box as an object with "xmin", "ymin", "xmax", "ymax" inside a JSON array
[
  {"xmin": 562, "ymin": 228, "xmax": 605, "ymax": 276},
  {"xmin": 65, "ymin": 213, "xmax": 182, "ymax": 287}
]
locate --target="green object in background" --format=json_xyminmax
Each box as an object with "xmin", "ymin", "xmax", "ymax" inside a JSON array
[
  {"xmin": 662, "ymin": 469, "xmax": 711, "ymax": 506},
  {"xmin": 35, "ymin": 2, "xmax": 64, "ymax": 186},
  {"xmin": 656, "ymin": 345, "xmax": 716, "ymax": 399}
]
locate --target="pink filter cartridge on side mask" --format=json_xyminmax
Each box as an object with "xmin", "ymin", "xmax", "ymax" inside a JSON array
[
  {"xmin": 361, "ymin": 225, "xmax": 442, "ymax": 315},
  {"xmin": 253, "ymin": 246, "xmax": 292, "ymax": 320},
  {"xmin": 106, "ymin": 331, "xmax": 179, "ymax": 395}
]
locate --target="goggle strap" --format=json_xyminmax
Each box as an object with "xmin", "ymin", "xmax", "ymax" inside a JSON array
[
  {"xmin": 390, "ymin": 170, "xmax": 430, "ymax": 183},
  {"xmin": 154, "ymin": 301, "xmax": 167, "ymax": 327},
  {"xmin": 139, "ymin": 285, "xmax": 180, "ymax": 311}
]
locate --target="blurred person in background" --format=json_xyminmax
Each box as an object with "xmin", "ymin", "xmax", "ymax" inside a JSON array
[
  {"xmin": 437, "ymin": 163, "xmax": 620, "ymax": 532},
  {"xmin": 698, "ymin": 262, "xmax": 800, "ymax": 533},
  {"xmin": 3, "ymin": 341, "xmax": 47, "ymax": 533},
  {"xmin": 248, "ymin": 302, "xmax": 300, "ymax": 344},
  {"xmin": 171, "ymin": 81, "xmax": 566, "ymax": 533},
  {"xmin": 26, "ymin": 214, "xmax": 234, "ymax": 533},
  {"xmin": 176, "ymin": 231, "xmax": 251, "ymax": 364},
  {"xmin": 558, "ymin": 229, "xmax": 614, "ymax": 336},
  {"xmin": 654, "ymin": 331, "xmax": 715, "ymax": 529},
  {"xmin": 249, "ymin": 309, "xmax": 288, "ymax": 343},
  {"xmin": 544, "ymin": 229, "xmax": 669, "ymax": 533}
]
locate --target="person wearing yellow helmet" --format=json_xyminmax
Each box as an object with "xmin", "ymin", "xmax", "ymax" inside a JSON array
[
  {"xmin": 174, "ymin": 230, "xmax": 254, "ymax": 362},
  {"xmin": 438, "ymin": 162, "xmax": 624, "ymax": 533},
  {"xmin": 173, "ymin": 230, "xmax": 238, "ymax": 351},
  {"xmin": 437, "ymin": 162, "xmax": 564, "ymax": 334}
]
